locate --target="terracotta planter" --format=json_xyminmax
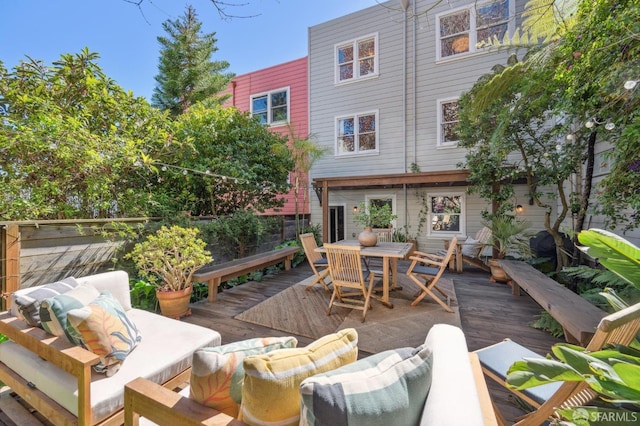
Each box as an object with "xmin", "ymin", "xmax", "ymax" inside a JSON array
[
  {"xmin": 488, "ymin": 259, "xmax": 511, "ymax": 284},
  {"xmin": 156, "ymin": 285, "xmax": 193, "ymax": 319},
  {"xmin": 358, "ymin": 227, "xmax": 378, "ymax": 247}
]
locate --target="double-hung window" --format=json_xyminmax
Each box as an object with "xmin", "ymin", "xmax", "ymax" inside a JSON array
[
  {"xmin": 251, "ymin": 87, "xmax": 289, "ymax": 126},
  {"xmin": 437, "ymin": 0, "xmax": 512, "ymax": 60},
  {"xmin": 427, "ymin": 193, "xmax": 465, "ymax": 237},
  {"xmin": 335, "ymin": 34, "xmax": 378, "ymax": 83},
  {"xmin": 336, "ymin": 111, "xmax": 378, "ymax": 156},
  {"xmin": 438, "ymin": 98, "xmax": 460, "ymax": 147}
]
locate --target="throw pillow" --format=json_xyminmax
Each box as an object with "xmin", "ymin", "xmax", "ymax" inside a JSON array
[
  {"xmin": 67, "ymin": 291, "xmax": 142, "ymax": 375},
  {"xmin": 239, "ymin": 328, "xmax": 358, "ymax": 426},
  {"xmin": 12, "ymin": 277, "xmax": 79, "ymax": 327},
  {"xmin": 299, "ymin": 344, "xmax": 433, "ymax": 426},
  {"xmin": 39, "ymin": 283, "xmax": 101, "ymax": 341},
  {"xmin": 190, "ymin": 336, "xmax": 298, "ymax": 417},
  {"xmin": 461, "ymin": 237, "xmax": 482, "ymax": 258}
]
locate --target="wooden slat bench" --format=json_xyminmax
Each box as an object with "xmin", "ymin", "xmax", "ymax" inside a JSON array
[
  {"xmin": 194, "ymin": 246, "xmax": 301, "ymax": 302},
  {"xmin": 499, "ymin": 259, "xmax": 607, "ymax": 346}
]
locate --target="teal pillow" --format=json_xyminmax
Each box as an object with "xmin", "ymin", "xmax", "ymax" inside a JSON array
[
  {"xmin": 39, "ymin": 284, "xmax": 100, "ymax": 342},
  {"xmin": 299, "ymin": 344, "xmax": 433, "ymax": 426}
]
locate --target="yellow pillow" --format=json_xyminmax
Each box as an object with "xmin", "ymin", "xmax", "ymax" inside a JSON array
[{"xmin": 239, "ymin": 328, "xmax": 358, "ymax": 426}]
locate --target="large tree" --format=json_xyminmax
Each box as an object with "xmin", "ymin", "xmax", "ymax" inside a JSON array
[
  {"xmin": 156, "ymin": 104, "xmax": 294, "ymax": 216},
  {"xmin": 0, "ymin": 49, "xmax": 178, "ymax": 220},
  {"xmin": 152, "ymin": 5, "xmax": 233, "ymax": 116}
]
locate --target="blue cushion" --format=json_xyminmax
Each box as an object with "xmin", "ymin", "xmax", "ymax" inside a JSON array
[
  {"xmin": 475, "ymin": 339, "xmax": 562, "ymax": 404},
  {"xmin": 314, "ymin": 257, "xmax": 328, "ymax": 266},
  {"xmin": 412, "ymin": 265, "xmax": 440, "ymax": 276},
  {"xmin": 300, "ymin": 345, "xmax": 432, "ymax": 426}
]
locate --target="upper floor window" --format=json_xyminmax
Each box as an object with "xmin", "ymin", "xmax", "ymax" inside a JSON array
[
  {"xmin": 438, "ymin": 98, "xmax": 460, "ymax": 147},
  {"xmin": 437, "ymin": 0, "xmax": 512, "ymax": 60},
  {"xmin": 336, "ymin": 111, "xmax": 378, "ymax": 156},
  {"xmin": 335, "ymin": 34, "xmax": 378, "ymax": 83},
  {"xmin": 251, "ymin": 87, "xmax": 289, "ymax": 126}
]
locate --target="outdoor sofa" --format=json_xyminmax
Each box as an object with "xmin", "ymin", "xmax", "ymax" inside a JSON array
[
  {"xmin": 0, "ymin": 270, "xmax": 221, "ymax": 426},
  {"xmin": 124, "ymin": 323, "xmax": 496, "ymax": 425}
]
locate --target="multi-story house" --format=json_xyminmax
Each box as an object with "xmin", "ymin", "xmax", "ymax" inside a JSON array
[
  {"xmin": 225, "ymin": 57, "xmax": 310, "ymax": 226},
  {"xmin": 307, "ymin": 0, "xmax": 550, "ymax": 250}
]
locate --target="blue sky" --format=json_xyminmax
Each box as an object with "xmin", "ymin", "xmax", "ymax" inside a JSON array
[{"xmin": 1, "ymin": 0, "xmax": 379, "ymax": 100}]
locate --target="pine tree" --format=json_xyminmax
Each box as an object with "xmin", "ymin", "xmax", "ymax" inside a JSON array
[{"xmin": 152, "ymin": 5, "xmax": 233, "ymax": 116}]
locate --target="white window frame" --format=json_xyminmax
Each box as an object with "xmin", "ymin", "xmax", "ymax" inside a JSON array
[
  {"xmin": 250, "ymin": 86, "xmax": 290, "ymax": 126},
  {"xmin": 437, "ymin": 97, "xmax": 460, "ymax": 148},
  {"xmin": 436, "ymin": 0, "xmax": 514, "ymax": 61},
  {"xmin": 426, "ymin": 192, "xmax": 466, "ymax": 238},
  {"xmin": 334, "ymin": 33, "xmax": 379, "ymax": 84},
  {"xmin": 335, "ymin": 110, "xmax": 379, "ymax": 157}
]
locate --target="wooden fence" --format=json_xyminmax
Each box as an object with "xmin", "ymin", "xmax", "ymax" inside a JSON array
[
  {"xmin": 0, "ymin": 218, "xmax": 150, "ymax": 310},
  {"xmin": 0, "ymin": 216, "xmax": 306, "ymax": 310}
]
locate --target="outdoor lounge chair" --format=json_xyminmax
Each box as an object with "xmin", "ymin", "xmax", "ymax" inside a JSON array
[
  {"xmin": 406, "ymin": 236, "xmax": 457, "ymax": 312},
  {"xmin": 445, "ymin": 226, "xmax": 492, "ymax": 272},
  {"xmin": 300, "ymin": 232, "xmax": 331, "ymax": 293},
  {"xmin": 325, "ymin": 243, "xmax": 376, "ymax": 322},
  {"xmin": 474, "ymin": 301, "xmax": 640, "ymax": 425}
]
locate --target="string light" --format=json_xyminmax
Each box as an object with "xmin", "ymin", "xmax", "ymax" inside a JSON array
[{"xmin": 150, "ymin": 161, "xmax": 250, "ymax": 185}]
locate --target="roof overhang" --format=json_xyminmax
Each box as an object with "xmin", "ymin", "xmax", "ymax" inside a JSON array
[{"xmin": 312, "ymin": 170, "xmax": 471, "ymax": 191}]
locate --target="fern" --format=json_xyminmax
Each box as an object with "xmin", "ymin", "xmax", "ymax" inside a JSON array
[{"xmin": 530, "ymin": 311, "xmax": 565, "ymax": 338}]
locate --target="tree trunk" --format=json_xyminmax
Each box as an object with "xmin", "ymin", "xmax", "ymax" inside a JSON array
[{"xmin": 571, "ymin": 130, "xmax": 596, "ymax": 265}]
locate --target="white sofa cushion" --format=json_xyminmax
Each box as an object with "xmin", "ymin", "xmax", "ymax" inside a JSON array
[
  {"xmin": 420, "ymin": 324, "xmax": 484, "ymax": 426},
  {"xmin": 0, "ymin": 308, "xmax": 221, "ymax": 424}
]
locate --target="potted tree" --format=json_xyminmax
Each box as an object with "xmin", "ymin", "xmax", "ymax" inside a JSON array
[
  {"xmin": 127, "ymin": 225, "xmax": 213, "ymax": 318},
  {"xmin": 482, "ymin": 214, "xmax": 533, "ymax": 282},
  {"xmin": 353, "ymin": 202, "xmax": 397, "ymax": 247}
]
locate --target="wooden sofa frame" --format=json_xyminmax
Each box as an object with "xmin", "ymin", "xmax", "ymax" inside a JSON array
[{"xmin": 0, "ymin": 311, "xmax": 191, "ymax": 426}]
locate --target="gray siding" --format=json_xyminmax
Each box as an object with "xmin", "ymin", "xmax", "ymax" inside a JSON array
[{"xmin": 308, "ymin": 0, "xmax": 555, "ymax": 246}]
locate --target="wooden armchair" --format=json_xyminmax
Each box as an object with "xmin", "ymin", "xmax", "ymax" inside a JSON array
[
  {"xmin": 300, "ymin": 233, "xmax": 331, "ymax": 293},
  {"xmin": 475, "ymin": 301, "xmax": 640, "ymax": 425},
  {"xmin": 325, "ymin": 244, "xmax": 376, "ymax": 322},
  {"xmin": 406, "ymin": 237, "xmax": 457, "ymax": 312},
  {"xmin": 445, "ymin": 227, "xmax": 492, "ymax": 273}
]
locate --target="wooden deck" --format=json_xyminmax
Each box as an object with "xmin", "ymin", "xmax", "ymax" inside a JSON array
[
  {"xmin": 0, "ymin": 261, "xmax": 561, "ymax": 425},
  {"xmin": 185, "ymin": 261, "xmax": 561, "ymax": 424}
]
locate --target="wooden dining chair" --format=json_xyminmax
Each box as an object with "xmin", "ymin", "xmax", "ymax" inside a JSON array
[
  {"xmin": 405, "ymin": 236, "xmax": 457, "ymax": 312},
  {"xmin": 324, "ymin": 244, "xmax": 376, "ymax": 322},
  {"xmin": 474, "ymin": 301, "xmax": 640, "ymax": 425},
  {"xmin": 300, "ymin": 233, "xmax": 331, "ymax": 292}
]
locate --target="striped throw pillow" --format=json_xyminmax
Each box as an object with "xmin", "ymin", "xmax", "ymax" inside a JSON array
[
  {"xmin": 299, "ymin": 344, "xmax": 433, "ymax": 426},
  {"xmin": 189, "ymin": 336, "xmax": 298, "ymax": 418},
  {"xmin": 12, "ymin": 277, "xmax": 79, "ymax": 327},
  {"xmin": 239, "ymin": 328, "xmax": 358, "ymax": 426}
]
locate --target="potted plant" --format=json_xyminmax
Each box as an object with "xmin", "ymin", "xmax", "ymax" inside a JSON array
[
  {"xmin": 353, "ymin": 202, "xmax": 397, "ymax": 246},
  {"xmin": 482, "ymin": 214, "xmax": 533, "ymax": 282},
  {"xmin": 127, "ymin": 225, "xmax": 213, "ymax": 318}
]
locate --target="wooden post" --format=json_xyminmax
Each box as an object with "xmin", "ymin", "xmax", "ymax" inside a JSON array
[
  {"xmin": 322, "ymin": 181, "xmax": 329, "ymax": 243},
  {"xmin": 2, "ymin": 224, "xmax": 20, "ymax": 310}
]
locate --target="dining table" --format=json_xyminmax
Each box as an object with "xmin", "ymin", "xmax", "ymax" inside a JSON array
[{"xmin": 316, "ymin": 240, "xmax": 413, "ymax": 309}]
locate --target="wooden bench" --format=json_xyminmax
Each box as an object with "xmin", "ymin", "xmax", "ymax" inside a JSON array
[
  {"xmin": 193, "ymin": 246, "xmax": 301, "ymax": 302},
  {"xmin": 499, "ymin": 259, "xmax": 607, "ymax": 346}
]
